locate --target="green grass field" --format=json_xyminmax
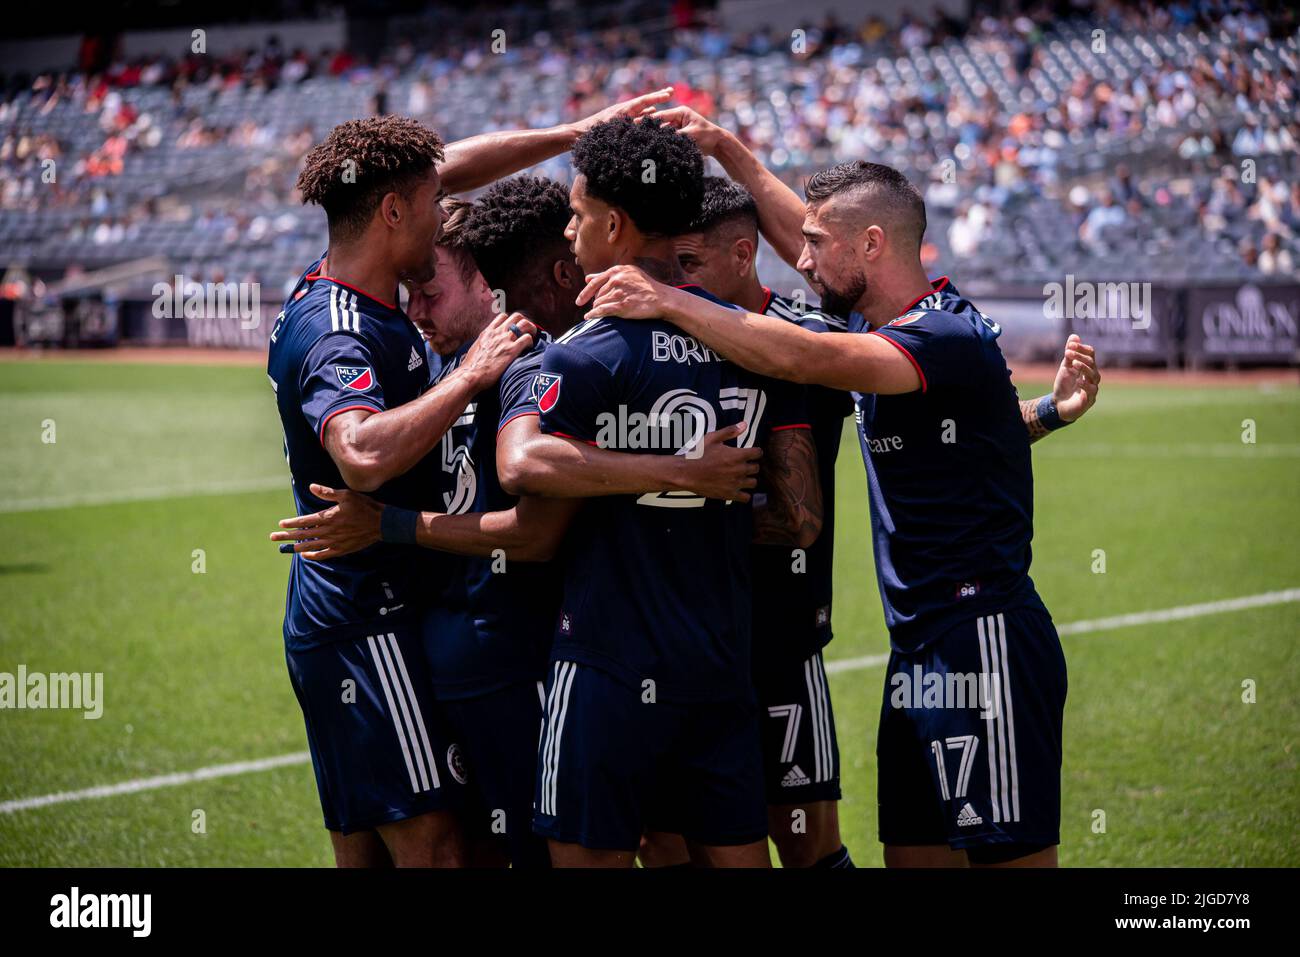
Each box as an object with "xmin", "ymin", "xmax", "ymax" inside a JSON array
[{"xmin": 0, "ymin": 359, "xmax": 1297, "ymax": 866}]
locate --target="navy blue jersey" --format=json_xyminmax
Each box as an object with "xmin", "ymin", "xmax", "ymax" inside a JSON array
[
  {"xmin": 267, "ymin": 256, "xmax": 450, "ymax": 651},
  {"xmin": 848, "ymin": 277, "xmax": 1047, "ymax": 652},
  {"xmin": 537, "ymin": 285, "xmax": 809, "ymax": 702},
  {"xmin": 419, "ymin": 333, "xmax": 562, "ymax": 699},
  {"xmin": 750, "ymin": 290, "xmax": 854, "ymax": 664}
]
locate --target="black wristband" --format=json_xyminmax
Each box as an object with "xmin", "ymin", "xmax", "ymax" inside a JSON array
[
  {"xmin": 1035, "ymin": 394, "xmax": 1069, "ymax": 431},
  {"xmin": 380, "ymin": 506, "xmax": 420, "ymax": 544}
]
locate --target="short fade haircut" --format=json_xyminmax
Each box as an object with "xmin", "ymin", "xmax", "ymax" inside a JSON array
[
  {"xmin": 804, "ymin": 161, "xmax": 927, "ymax": 252},
  {"xmin": 297, "ymin": 115, "xmax": 445, "ymax": 243},
  {"xmin": 571, "ymin": 116, "xmax": 703, "ymax": 237},
  {"xmin": 461, "ymin": 176, "xmax": 572, "ymax": 291},
  {"xmin": 689, "ymin": 176, "xmax": 759, "ymax": 235}
]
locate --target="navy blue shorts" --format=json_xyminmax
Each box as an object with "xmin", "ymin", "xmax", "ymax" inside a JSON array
[
  {"xmin": 286, "ymin": 626, "xmax": 465, "ymax": 834},
  {"xmin": 876, "ymin": 607, "xmax": 1067, "ymax": 851},
  {"xmin": 441, "ymin": 678, "xmax": 550, "ymax": 868},
  {"xmin": 533, "ymin": 660, "xmax": 768, "ymax": 852},
  {"xmin": 753, "ymin": 649, "xmax": 841, "ymax": 805}
]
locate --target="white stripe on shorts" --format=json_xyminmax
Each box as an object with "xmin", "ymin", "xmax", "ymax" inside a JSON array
[
  {"xmin": 383, "ymin": 633, "xmax": 440, "ymax": 790},
  {"xmin": 373, "ymin": 633, "xmax": 432, "ymax": 792},
  {"xmin": 976, "ymin": 617, "xmax": 1000, "ymax": 823},
  {"xmin": 367, "ymin": 634, "xmax": 421, "ymax": 793}
]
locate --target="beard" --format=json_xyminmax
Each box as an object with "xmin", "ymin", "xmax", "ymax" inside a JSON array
[{"xmin": 815, "ymin": 269, "xmax": 867, "ymax": 318}]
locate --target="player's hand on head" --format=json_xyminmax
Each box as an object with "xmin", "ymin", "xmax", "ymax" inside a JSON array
[
  {"xmin": 462, "ymin": 311, "xmax": 537, "ymax": 388},
  {"xmin": 653, "ymin": 106, "xmax": 724, "ymax": 154},
  {"xmin": 577, "ymin": 265, "xmax": 669, "ymax": 320},
  {"xmin": 675, "ymin": 422, "xmax": 763, "ymax": 502},
  {"xmin": 1053, "ymin": 334, "xmax": 1100, "ymax": 423},
  {"xmin": 572, "ymin": 87, "xmax": 674, "ymax": 136},
  {"xmin": 270, "ymin": 484, "xmax": 383, "ymax": 561}
]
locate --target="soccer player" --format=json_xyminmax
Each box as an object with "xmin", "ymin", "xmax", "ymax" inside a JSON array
[
  {"xmin": 268, "ymin": 116, "xmax": 539, "ymax": 867},
  {"xmin": 577, "ymin": 159, "xmax": 1100, "ymax": 868},
  {"xmin": 665, "ymin": 173, "xmax": 1095, "ymax": 869},
  {"xmin": 514, "ymin": 117, "xmax": 822, "ymax": 868},
  {"xmin": 669, "ymin": 176, "xmax": 856, "ymax": 869},
  {"xmin": 271, "ymin": 175, "xmax": 765, "ymax": 867},
  {"xmin": 268, "ymin": 91, "xmax": 686, "ymax": 867},
  {"xmin": 405, "ymin": 197, "xmax": 498, "ymax": 358}
]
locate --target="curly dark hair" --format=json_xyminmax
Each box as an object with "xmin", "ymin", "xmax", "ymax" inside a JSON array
[
  {"xmin": 571, "ymin": 116, "xmax": 703, "ymax": 237},
  {"xmin": 460, "ymin": 175, "xmax": 572, "ymax": 291},
  {"xmin": 804, "ymin": 161, "xmax": 926, "ymax": 251},
  {"xmin": 690, "ymin": 176, "xmax": 759, "ymax": 234},
  {"xmin": 296, "ymin": 116, "xmax": 445, "ymax": 243}
]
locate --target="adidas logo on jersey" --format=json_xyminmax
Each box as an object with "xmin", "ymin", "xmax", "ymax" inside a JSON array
[
  {"xmin": 781, "ymin": 765, "xmax": 810, "ymax": 788},
  {"xmin": 408, "ymin": 346, "xmax": 424, "ymax": 372},
  {"xmin": 956, "ymin": 802, "xmax": 983, "ymax": 827}
]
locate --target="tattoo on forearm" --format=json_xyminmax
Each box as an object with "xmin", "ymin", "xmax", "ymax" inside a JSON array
[
  {"xmin": 753, "ymin": 430, "xmax": 822, "ymax": 545},
  {"xmin": 1021, "ymin": 398, "xmax": 1050, "ymax": 443}
]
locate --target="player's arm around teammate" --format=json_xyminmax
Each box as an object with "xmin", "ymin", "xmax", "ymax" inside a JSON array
[
  {"xmin": 656, "ymin": 105, "xmax": 807, "ymax": 269},
  {"xmin": 325, "ymin": 311, "xmax": 537, "ymax": 491},
  {"xmin": 437, "ymin": 88, "xmax": 675, "ymax": 194},
  {"xmin": 271, "ymin": 421, "xmax": 761, "ymax": 559},
  {"xmin": 659, "ymin": 106, "xmax": 1101, "ymax": 430},
  {"xmin": 578, "ymin": 265, "xmax": 1099, "ymax": 429},
  {"xmin": 496, "ymin": 416, "xmax": 760, "ymax": 500}
]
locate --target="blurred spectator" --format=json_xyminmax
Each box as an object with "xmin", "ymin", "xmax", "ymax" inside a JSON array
[{"xmin": 1259, "ymin": 233, "xmax": 1295, "ymax": 276}]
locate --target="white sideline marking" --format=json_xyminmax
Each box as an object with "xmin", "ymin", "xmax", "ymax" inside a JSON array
[
  {"xmin": 1033, "ymin": 442, "xmax": 1300, "ymax": 459},
  {"xmin": 4, "ymin": 588, "xmax": 1298, "ymax": 815},
  {"xmin": 0, "ymin": 752, "xmax": 310, "ymax": 814},
  {"xmin": 822, "ymin": 587, "xmax": 1300, "ymax": 673},
  {"xmin": 1053, "ymin": 588, "xmax": 1300, "ymax": 636},
  {"xmin": 1, "ymin": 477, "xmax": 288, "ymax": 514}
]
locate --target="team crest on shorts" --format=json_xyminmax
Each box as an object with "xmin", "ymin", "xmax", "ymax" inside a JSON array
[
  {"xmin": 533, "ymin": 373, "xmax": 562, "ymax": 413},
  {"xmin": 335, "ymin": 366, "xmax": 374, "ymax": 391},
  {"xmin": 446, "ymin": 743, "xmax": 467, "ymax": 785}
]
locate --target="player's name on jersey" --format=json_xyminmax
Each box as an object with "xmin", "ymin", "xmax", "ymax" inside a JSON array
[
  {"xmin": 651, "ymin": 330, "xmax": 722, "ymax": 365},
  {"xmin": 0, "ymin": 665, "xmax": 103, "ymax": 719}
]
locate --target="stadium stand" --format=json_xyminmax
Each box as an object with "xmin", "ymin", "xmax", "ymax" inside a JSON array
[{"xmin": 0, "ymin": 1, "xmax": 1295, "ymax": 308}]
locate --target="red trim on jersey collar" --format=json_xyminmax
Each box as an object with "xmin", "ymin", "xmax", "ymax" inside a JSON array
[
  {"xmin": 899, "ymin": 276, "xmax": 950, "ymax": 315},
  {"xmin": 673, "ymin": 282, "xmax": 706, "ymax": 291},
  {"xmin": 760, "ymin": 286, "xmax": 774, "ymax": 313},
  {"xmin": 305, "ymin": 257, "xmax": 399, "ymax": 311}
]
